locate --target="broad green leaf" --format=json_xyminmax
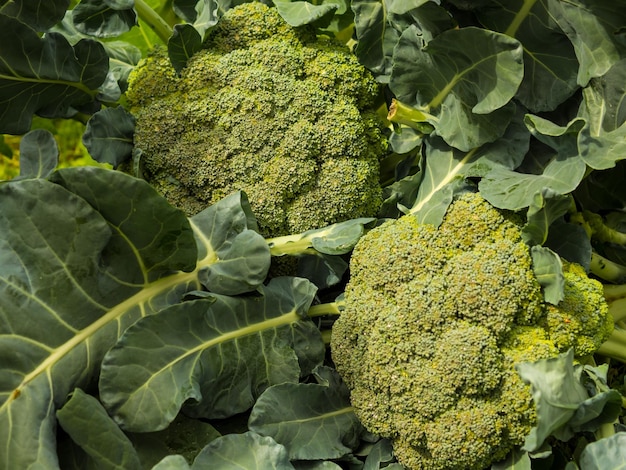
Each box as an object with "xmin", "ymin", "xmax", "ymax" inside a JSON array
[
  {"xmin": 248, "ymin": 368, "xmax": 361, "ymax": 460},
  {"xmin": 129, "ymin": 414, "xmax": 221, "ymax": 468},
  {"xmin": 522, "ymin": 190, "xmax": 572, "ymax": 246},
  {"xmin": 517, "ymin": 349, "xmax": 589, "ymax": 452},
  {"xmin": 0, "ymin": 168, "xmax": 199, "ymax": 468},
  {"xmin": 491, "ymin": 447, "xmax": 531, "ymax": 470},
  {"xmin": 0, "ymin": 15, "xmax": 109, "ymax": 134},
  {"xmin": 577, "ymin": 59, "xmax": 626, "ymax": 170},
  {"xmin": 57, "ymin": 388, "xmax": 141, "ymax": 470},
  {"xmin": 192, "ymin": 432, "xmax": 294, "ymax": 469},
  {"xmin": 363, "ymin": 439, "xmax": 395, "ymax": 470},
  {"xmin": 73, "ymin": 0, "xmax": 137, "ymax": 38},
  {"xmin": 83, "ymin": 107, "xmax": 135, "ymax": 168},
  {"xmin": 351, "ymin": 0, "xmax": 452, "ymax": 82},
  {"xmin": 530, "ymin": 246, "xmax": 564, "ymax": 305},
  {"xmin": 409, "ymin": 108, "xmax": 530, "ymax": 225},
  {"xmin": 0, "ymin": 0, "xmax": 70, "ymax": 30},
  {"xmin": 554, "ymin": 0, "xmax": 626, "ymax": 86},
  {"xmin": 479, "ymin": 116, "xmax": 587, "ymax": 211},
  {"xmin": 274, "ymin": 0, "xmax": 340, "ymax": 28},
  {"xmin": 153, "ymin": 455, "xmax": 191, "ymax": 470},
  {"xmin": 579, "ymin": 432, "xmax": 626, "ymax": 470},
  {"xmin": 476, "ymin": 0, "xmax": 579, "ymax": 112},
  {"xmin": 18, "ymin": 129, "xmax": 59, "ymax": 179},
  {"xmin": 191, "ymin": 191, "xmax": 270, "ymax": 295},
  {"xmin": 390, "ymin": 26, "xmax": 523, "ymax": 151},
  {"xmin": 99, "ymin": 277, "xmax": 323, "ymax": 431},
  {"xmin": 545, "ymin": 219, "xmax": 592, "ymax": 270}
]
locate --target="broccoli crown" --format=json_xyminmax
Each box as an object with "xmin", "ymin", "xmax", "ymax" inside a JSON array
[
  {"xmin": 331, "ymin": 192, "xmax": 613, "ymax": 470},
  {"xmin": 125, "ymin": 2, "xmax": 387, "ymax": 237}
]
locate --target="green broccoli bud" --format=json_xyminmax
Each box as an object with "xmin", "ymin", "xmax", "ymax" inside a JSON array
[
  {"xmin": 125, "ymin": 2, "xmax": 387, "ymax": 237},
  {"xmin": 331, "ymin": 191, "xmax": 616, "ymax": 470}
]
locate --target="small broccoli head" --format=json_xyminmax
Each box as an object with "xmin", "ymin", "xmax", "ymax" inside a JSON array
[
  {"xmin": 331, "ymin": 192, "xmax": 613, "ymax": 470},
  {"xmin": 125, "ymin": 3, "xmax": 386, "ymax": 237},
  {"xmin": 540, "ymin": 261, "xmax": 614, "ymax": 356}
]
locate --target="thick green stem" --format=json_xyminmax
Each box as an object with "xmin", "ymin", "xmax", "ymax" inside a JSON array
[
  {"xmin": 387, "ymin": 98, "xmax": 437, "ymax": 133},
  {"xmin": 308, "ymin": 302, "xmax": 343, "ymax": 318},
  {"xmin": 584, "ymin": 211, "xmax": 626, "ymax": 246},
  {"xmin": 266, "ymin": 234, "xmax": 317, "ymax": 257},
  {"xmin": 596, "ymin": 327, "xmax": 626, "ymax": 363},
  {"xmin": 590, "ymin": 252, "xmax": 626, "ymax": 283},
  {"xmin": 134, "ymin": 0, "xmax": 173, "ymax": 44}
]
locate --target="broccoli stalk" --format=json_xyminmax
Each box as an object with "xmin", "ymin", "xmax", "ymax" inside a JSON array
[
  {"xmin": 133, "ymin": 0, "xmax": 173, "ymax": 43},
  {"xmin": 386, "ymin": 98, "xmax": 436, "ymax": 134}
]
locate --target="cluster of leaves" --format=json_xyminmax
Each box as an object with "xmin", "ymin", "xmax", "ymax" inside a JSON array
[{"xmin": 2, "ymin": 0, "xmax": 626, "ymax": 469}]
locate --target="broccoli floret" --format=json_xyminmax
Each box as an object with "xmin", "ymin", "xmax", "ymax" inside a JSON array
[
  {"xmin": 331, "ymin": 192, "xmax": 614, "ymax": 470},
  {"xmin": 125, "ymin": 2, "xmax": 387, "ymax": 237}
]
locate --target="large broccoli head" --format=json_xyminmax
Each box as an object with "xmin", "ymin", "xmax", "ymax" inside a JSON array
[
  {"xmin": 125, "ymin": 2, "xmax": 387, "ymax": 237},
  {"xmin": 331, "ymin": 192, "xmax": 613, "ymax": 470}
]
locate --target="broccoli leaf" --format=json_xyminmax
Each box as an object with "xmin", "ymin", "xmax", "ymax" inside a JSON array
[
  {"xmin": 57, "ymin": 388, "xmax": 141, "ymax": 470},
  {"xmin": 190, "ymin": 191, "xmax": 270, "ymax": 295},
  {"xmin": 479, "ymin": 116, "xmax": 587, "ymax": 211},
  {"xmin": 475, "ymin": 0, "xmax": 579, "ymax": 112},
  {"xmin": 351, "ymin": 0, "xmax": 453, "ymax": 82},
  {"xmin": 0, "ymin": 0, "xmax": 70, "ymax": 30},
  {"xmin": 578, "ymin": 432, "xmax": 626, "ymax": 470},
  {"xmin": 273, "ymin": 0, "xmax": 340, "ymax": 27},
  {"xmin": 17, "ymin": 129, "xmax": 59, "ymax": 179},
  {"xmin": 83, "ymin": 107, "xmax": 136, "ymax": 168},
  {"xmin": 248, "ymin": 367, "xmax": 362, "ymax": 460},
  {"xmin": 530, "ymin": 246, "xmax": 564, "ymax": 305},
  {"xmin": 522, "ymin": 190, "xmax": 572, "ymax": 246},
  {"xmin": 99, "ymin": 277, "xmax": 323, "ymax": 431},
  {"xmin": 391, "ymin": 25, "xmax": 523, "ymax": 151},
  {"xmin": 0, "ymin": 168, "xmax": 198, "ymax": 468},
  {"xmin": 191, "ymin": 432, "xmax": 294, "ymax": 469},
  {"xmin": 0, "ymin": 15, "xmax": 109, "ymax": 134},
  {"xmin": 72, "ymin": 0, "xmax": 137, "ymax": 38},
  {"xmin": 153, "ymin": 455, "xmax": 191, "ymax": 470}
]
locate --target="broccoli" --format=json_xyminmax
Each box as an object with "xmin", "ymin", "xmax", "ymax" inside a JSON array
[
  {"xmin": 125, "ymin": 2, "xmax": 387, "ymax": 237},
  {"xmin": 330, "ymin": 191, "xmax": 616, "ymax": 470}
]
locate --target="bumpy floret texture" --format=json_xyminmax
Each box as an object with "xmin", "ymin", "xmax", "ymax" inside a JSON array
[
  {"xmin": 125, "ymin": 2, "xmax": 386, "ymax": 236},
  {"xmin": 331, "ymin": 192, "xmax": 613, "ymax": 470}
]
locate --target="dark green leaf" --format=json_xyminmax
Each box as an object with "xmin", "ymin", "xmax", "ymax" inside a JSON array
[
  {"xmin": 249, "ymin": 368, "xmax": 361, "ymax": 460},
  {"xmin": 363, "ymin": 439, "xmax": 395, "ymax": 470},
  {"xmin": 168, "ymin": 24, "xmax": 203, "ymax": 74},
  {"xmin": 579, "ymin": 432, "xmax": 626, "ymax": 470},
  {"xmin": 0, "ymin": 15, "xmax": 109, "ymax": 134},
  {"xmin": 0, "ymin": 169, "xmax": 198, "ymax": 468},
  {"xmin": 191, "ymin": 432, "xmax": 294, "ymax": 469},
  {"xmin": 554, "ymin": 0, "xmax": 626, "ymax": 86},
  {"xmin": 274, "ymin": 0, "xmax": 339, "ymax": 27},
  {"xmin": 522, "ymin": 190, "xmax": 572, "ymax": 246},
  {"xmin": 352, "ymin": 0, "xmax": 452, "ymax": 82},
  {"xmin": 0, "ymin": 0, "xmax": 70, "ymax": 30},
  {"xmin": 18, "ymin": 129, "xmax": 59, "ymax": 179},
  {"xmin": 545, "ymin": 220, "xmax": 592, "ymax": 270},
  {"xmin": 479, "ymin": 116, "xmax": 587, "ymax": 211},
  {"xmin": 297, "ymin": 254, "xmax": 348, "ymax": 289},
  {"xmin": 517, "ymin": 350, "xmax": 589, "ymax": 452},
  {"xmin": 83, "ymin": 107, "xmax": 135, "ymax": 167},
  {"xmin": 73, "ymin": 0, "xmax": 137, "ymax": 38},
  {"xmin": 99, "ymin": 277, "xmax": 323, "ymax": 431},
  {"xmin": 57, "ymin": 389, "xmax": 141, "ymax": 470},
  {"xmin": 191, "ymin": 191, "xmax": 270, "ymax": 295},
  {"xmin": 491, "ymin": 447, "xmax": 531, "ymax": 470},
  {"xmin": 390, "ymin": 26, "xmax": 523, "ymax": 150},
  {"xmin": 476, "ymin": 0, "xmax": 579, "ymax": 112},
  {"xmin": 531, "ymin": 246, "xmax": 565, "ymax": 305}
]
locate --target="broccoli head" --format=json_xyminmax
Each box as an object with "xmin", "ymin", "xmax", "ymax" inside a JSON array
[
  {"xmin": 125, "ymin": 2, "xmax": 387, "ymax": 237},
  {"xmin": 331, "ymin": 192, "xmax": 614, "ymax": 470}
]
